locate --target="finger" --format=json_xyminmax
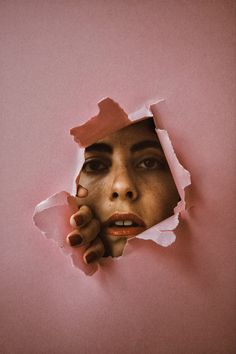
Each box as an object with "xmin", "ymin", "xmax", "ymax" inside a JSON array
[
  {"xmin": 70, "ymin": 205, "xmax": 93, "ymax": 228},
  {"xmin": 67, "ymin": 219, "xmax": 100, "ymax": 246},
  {"xmin": 67, "ymin": 184, "xmax": 88, "ymax": 214},
  {"xmin": 76, "ymin": 184, "xmax": 88, "ymax": 198},
  {"xmin": 79, "ymin": 219, "xmax": 100, "ymax": 244},
  {"xmin": 83, "ymin": 237, "xmax": 105, "ymax": 264},
  {"xmin": 67, "ymin": 229, "xmax": 83, "ymax": 247}
]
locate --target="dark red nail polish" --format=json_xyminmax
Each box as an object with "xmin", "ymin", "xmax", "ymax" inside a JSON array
[
  {"xmin": 68, "ymin": 234, "xmax": 83, "ymax": 246},
  {"xmin": 85, "ymin": 252, "xmax": 97, "ymax": 264},
  {"xmin": 74, "ymin": 215, "xmax": 84, "ymax": 226}
]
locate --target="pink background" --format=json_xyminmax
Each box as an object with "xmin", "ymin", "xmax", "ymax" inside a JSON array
[{"xmin": 1, "ymin": 1, "xmax": 235, "ymax": 353}]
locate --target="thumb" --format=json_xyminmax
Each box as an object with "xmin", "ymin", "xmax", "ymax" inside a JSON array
[
  {"xmin": 76, "ymin": 184, "xmax": 88, "ymax": 198},
  {"xmin": 67, "ymin": 185, "xmax": 88, "ymax": 213}
]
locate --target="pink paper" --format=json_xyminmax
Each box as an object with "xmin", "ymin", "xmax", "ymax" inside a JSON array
[
  {"xmin": 33, "ymin": 191, "xmax": 98, "ymax": 276},
  {"xmin": 70, "ymin": 97, "xmax": 131, "ymax": 147},
  {"xmin": 33, "ymin": 98, "xmax": 191, "ymax": 275}
]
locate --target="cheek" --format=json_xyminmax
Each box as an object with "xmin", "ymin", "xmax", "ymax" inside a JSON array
[
  {"xmin": 140, "ymin": 174, "xmax": 179, "ymax": 225},
  {"xmin": 77, "ymin": 174, "xmax": 109, "ymax": 217},
  {"xmin": 79, "ymin": 173, "xmax": 105, "ymax": 197}
]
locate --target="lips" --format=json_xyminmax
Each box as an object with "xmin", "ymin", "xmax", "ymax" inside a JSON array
[{"xmin": 102, "ymin": 213, "xmax": 146, "ymax": 237}]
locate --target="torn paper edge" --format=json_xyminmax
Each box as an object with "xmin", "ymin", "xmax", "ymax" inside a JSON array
[
  {"xmin": 33, "ymin": 191, "xmax": 98, "ymax": 276},
  {"xmin": 33, "ymin": 97, "xmax": 191, "ymax": 275},
  {"xmin": 71, "ymin": 98, "xmax": 191, "ymax": 248}
]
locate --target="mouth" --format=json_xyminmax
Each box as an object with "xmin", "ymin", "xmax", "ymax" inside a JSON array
[{"xmin": 102, "ymin": 213, "xmax": 146, "ymax": 237}]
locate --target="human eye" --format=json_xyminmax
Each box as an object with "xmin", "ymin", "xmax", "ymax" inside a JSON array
[
  {"xmin": 82, "ymin": 158, "xmax": 110, "ymax": 174},
  {"xmin": 136, "ymin": 157, "xmax": 165, "ymax": 170}
]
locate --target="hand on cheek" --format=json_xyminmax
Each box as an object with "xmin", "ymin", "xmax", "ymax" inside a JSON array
[{"xmin": 67, "ymin": 187, "xmax": 105, "ymax": 265}]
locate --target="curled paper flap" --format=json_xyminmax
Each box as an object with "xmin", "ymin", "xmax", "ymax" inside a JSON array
[
  {"xmin": 128, "ymin": 98, "xmax": 164, "ymax": 121},
  {"xmin": 33, "ymin": 97, "xmax": 191, "ymax": 275},
  {"xmin": 70, "ymin": 97, "xmax": 130, "ymax": 147},
  {"xmin": 157, "ymin": 129, "xmax": 191, "ymax": 212},
  {"xmin": 136, "ymin": 213, "xmax": 179, "ymax": 246},
  {"xmin": 128, "ymin": 105, "xmax": 153, "ymax": 121}
]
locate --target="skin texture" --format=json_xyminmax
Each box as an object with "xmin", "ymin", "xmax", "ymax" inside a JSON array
[{"xmin": 67, "ymin": 119, "xmax": 180, "ymax": 264}]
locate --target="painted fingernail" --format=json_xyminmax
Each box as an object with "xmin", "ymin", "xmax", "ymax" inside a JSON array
[
  {"xmin": 85, "ymin": 252, "xmax": 97, "ymax": 264},
  {"xmin": 74, "ymin": 215, "xmax": 84, "ymax": 226},
  {"xmin": 68, "ymin": 234, "xmax": 83, "ymax": 246}
]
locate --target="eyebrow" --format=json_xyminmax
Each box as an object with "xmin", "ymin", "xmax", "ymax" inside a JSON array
[
  {"xmin": 130, "ymin": 140, "xmax": 162, "ymax": 153},
  {"xmin": 85, "ymin": 143, "xmax": 113, "ymax": 154},
  {"xmin": 85, "ymin": 140, "xmax": 162, "ymax": 154}
]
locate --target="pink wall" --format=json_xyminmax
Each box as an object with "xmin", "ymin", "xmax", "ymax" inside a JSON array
[{"xmin": 1, "ymin": 1, "xmax": 235, "ymax": 353}]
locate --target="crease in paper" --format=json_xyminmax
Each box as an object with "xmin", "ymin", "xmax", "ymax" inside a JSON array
[{"xmin": 33, "ymin": 97, "xmax": 191, "ymax": 275}]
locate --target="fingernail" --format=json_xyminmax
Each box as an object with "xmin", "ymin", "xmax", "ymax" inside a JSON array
[
  {"xmin": 85, "ymin": 252, "xmax": 97, "ymax": 264},
  {"xmin": 74, "ymin": 215, "xmax": 84, "ymax": 226},
  {"xmin": 68, "ymin": 234, "xmax": 83, "ymax": 246}
]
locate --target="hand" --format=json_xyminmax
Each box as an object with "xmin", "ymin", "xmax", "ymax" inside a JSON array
[{"xmin": 66, "ymin": 186, "xmax": 105, "ymax": 265}]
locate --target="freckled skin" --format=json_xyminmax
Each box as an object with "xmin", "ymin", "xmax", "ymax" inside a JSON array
[{"xmin": 73, "ymin": 119, "xmax": 180, "ymax": 258}]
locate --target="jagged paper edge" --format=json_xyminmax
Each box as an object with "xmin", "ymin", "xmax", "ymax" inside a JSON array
[{"xmin": 33, "ymin": 97, "xmax": 191, "ymax": 275}]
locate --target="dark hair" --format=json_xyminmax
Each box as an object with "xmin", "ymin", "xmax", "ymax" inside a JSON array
[
  {"xmin": 144, "ymin": 117, "xmax": 156, "ymax": 131},
  {"xmin": 131, "ymin": 117, "xmax": 156, "ymax": 132}
]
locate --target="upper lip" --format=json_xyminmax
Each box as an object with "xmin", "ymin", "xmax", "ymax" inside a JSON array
[{"xmin": 103, "ymin": 213, "xmax": 146, "ymax": 228}]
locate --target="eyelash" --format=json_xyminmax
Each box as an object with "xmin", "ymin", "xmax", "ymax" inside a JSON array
[
  {"xmin": 82, "ymin": 159, "xmax": 110, "ymax": 173},
  {"xmin": 82, "ymin": 157, "xmax": 166, "ymax": 174},
  {"xmin": 136, "ymin": 157, "xmax": 165, "ymax": 170}
]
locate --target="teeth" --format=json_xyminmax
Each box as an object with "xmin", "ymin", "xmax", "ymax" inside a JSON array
[
  {"xmin": 115, "ymin": 221, "xmax": 124, "ymax": 226},
  {"xmin": 124, "ymin": 220, "xmax": 133, "ymax": 226},
  {"xmin": 114, "ymin": 220, "xmax": 133, "ymax": 226}
]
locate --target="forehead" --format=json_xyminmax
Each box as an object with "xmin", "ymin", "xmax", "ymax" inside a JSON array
[{"xmin": 95, "ymin": 119, "xmax": 158, "ymax": 147}]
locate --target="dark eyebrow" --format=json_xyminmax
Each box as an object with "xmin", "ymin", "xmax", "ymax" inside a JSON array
[
  {"xmin": 130, "ymin": 140, "xmax": 162, "ymax": 153},
  {"xmin": 85, "ymin": 142, "xmax": 113, "ymax": 154}
]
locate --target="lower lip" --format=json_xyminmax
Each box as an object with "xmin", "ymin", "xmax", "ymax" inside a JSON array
[{"xmin": 103, "ymin": 226, "xmax": 146, "ymax": 237}]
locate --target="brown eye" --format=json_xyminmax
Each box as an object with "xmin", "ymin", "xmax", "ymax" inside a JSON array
[
  {"xmin": 82, "ymin": 159, "xmax": 109, "ymax": 173},
  {"xmin": 136, "ymin": 158, "xmax": 163, "ymax": 170}
]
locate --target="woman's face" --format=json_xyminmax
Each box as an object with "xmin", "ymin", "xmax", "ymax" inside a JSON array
[{"xmin": 77, "ymin": 119, "xmax": 179, "ymax": 257}]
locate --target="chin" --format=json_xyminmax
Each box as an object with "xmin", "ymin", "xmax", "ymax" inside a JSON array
[{"xmin": 105, "ymin": 236, "xmax": 127, "ymax": 258}]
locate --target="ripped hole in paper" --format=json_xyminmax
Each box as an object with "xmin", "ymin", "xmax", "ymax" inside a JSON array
[{"xmin": 33, "ymin": 98, "xmax": 191, "ymax": 275}]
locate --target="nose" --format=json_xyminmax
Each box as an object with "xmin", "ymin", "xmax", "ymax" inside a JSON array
[{"xmin": 110, "ymin": 168, "xmax": 138, "ymax": 201}]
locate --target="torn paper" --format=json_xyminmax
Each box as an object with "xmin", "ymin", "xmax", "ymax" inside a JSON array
[
  {"xmin": 33, "ymin": 191, "xmax": 98, "ymax": 276},
  {"xmin": 33, "ymin": 97, "xmax": 191, "ymax": 275}
]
